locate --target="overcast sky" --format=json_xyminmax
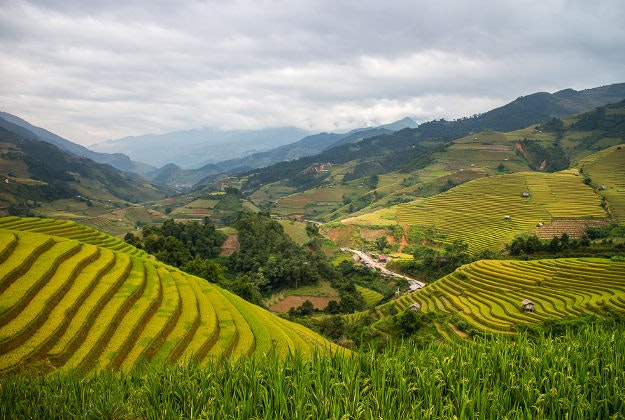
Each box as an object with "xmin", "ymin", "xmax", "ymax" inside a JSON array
[{"xmin": 1, "ymin": 0, "xmax": 624, "ymax": 146}]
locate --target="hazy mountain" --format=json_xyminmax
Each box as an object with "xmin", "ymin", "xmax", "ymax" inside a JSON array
[
  {"xmin": 142, "ymin": 118, "xmax": 419, "ymax": 188},
  {"xmin": 229, "ymin": 83, "xmax": 625, "ymax": 196},
  {"xmin": 215, "ymin": 117, "xmax": 418, "ymax": 173},
  {"xmin": 0, "ymin": 112, "xmax": 154, "ymax": 176},
  {"xmin": 92, "ymin": 126, "xmax": 311, "ymax": 169}
]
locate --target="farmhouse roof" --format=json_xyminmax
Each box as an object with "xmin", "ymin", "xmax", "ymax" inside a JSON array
[{"xmin": 521, "ymin": 299, "xmax": 533, "ymax": 306}]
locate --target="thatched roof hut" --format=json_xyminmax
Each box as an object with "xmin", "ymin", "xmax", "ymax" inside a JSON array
[{"xmin": 521, "ymin": 299, "xmax": 535, "ymax": 312}]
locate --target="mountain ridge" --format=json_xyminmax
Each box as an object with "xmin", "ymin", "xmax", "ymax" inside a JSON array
[{"xmin": 0, "ymin": 112, "xmax": 154, "ymax": 176}]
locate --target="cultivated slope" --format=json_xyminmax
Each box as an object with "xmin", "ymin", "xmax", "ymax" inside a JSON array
[
  {"xmin": 578, "ymin": 144, "xmax": 625, "ymax": 222},
  {"xmin": 336, "ymin": 170, "xmax": 609, "ymax": 253},
  {"xmin": 373, "ymin": 257, "xmax": 625, "ymax": 335},
  {"xmin": 0, "ymin": 217, "xmax": 341, "ymax": 375}
]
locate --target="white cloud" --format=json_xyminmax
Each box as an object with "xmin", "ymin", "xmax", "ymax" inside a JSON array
[{"xmin": 0, "ymin": 0, "xmax": 624, "ymax": 145}]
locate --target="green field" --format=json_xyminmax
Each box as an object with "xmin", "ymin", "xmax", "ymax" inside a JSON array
[
  {"xmin": 2, "ymin": 322, "xmax": 624, "ymax": 418},
  {"xmin": 0, "ymin": 217, "xmax": 341, "ymax": 374},
  {"xmin": 579, "ymin": 144, "xmax": 625, "ymax": 222}
]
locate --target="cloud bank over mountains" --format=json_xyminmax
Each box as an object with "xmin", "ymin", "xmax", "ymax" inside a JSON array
[{"xmin": 1, "ymin": 0, "xmax": 624, "ymax": 145}]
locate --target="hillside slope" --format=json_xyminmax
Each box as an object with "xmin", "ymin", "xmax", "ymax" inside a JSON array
[
  {"xmin": 364, "ymin": 257, "xmax": 625, "ymax": 336},
  {"xmin": 0, "ymin": 217, "xmax": 341, "ymax": 374},
  {"xmin": 327, "ymin": 168, "xmax": 610, "ymax": 253},
  {"xmin": 0, "ymin": 123, "xmax": 172, "ymax": 217},
  {"xmin": 0, "ymin": 112, "xmax": 153, "ymax": 176},
  {"xmin": 255, "ymin": 99, "xmax": 625, "ymax": 224}
]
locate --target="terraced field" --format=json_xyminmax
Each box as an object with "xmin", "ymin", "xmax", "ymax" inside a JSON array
[
  {"xmin": 355, "ymin": 285, "xmax": 384, "ymax": 307},
  {"xmin": 0, "ymin": 217, "xmax": 341, "ymax": 374},
  {"xmin": 578, "ymin": 144, "xmax": 625, "ymax": 222},
  {"xmin": 0, "ymin": 216, "xmax": 148, "ymax": 258},
  {"xmin": 376, "ymin": 257, "xmax": 625, "ymax": 335},
  {"xmin": 395, "ymin": 171, "xmax": 607, "ymax": 252}
]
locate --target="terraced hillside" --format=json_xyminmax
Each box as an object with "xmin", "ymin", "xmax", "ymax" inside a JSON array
[
  {"xmin": 0, "ymin": 217, "xmax": 340, "ymax": 375},
  {"xmin": 341, "ymin": 170, "xmax": 607, "ymax": 252},
  {"xmin": 0, "ymin": 217, "xmax": 147, "ymax": 258},
  {"xmin": 578, "ymin": 144, "xmax": 625, "ymax": 222},
  {"xmin": 375, "ymin": 257, "xmax": 625, "ymax": 335}
]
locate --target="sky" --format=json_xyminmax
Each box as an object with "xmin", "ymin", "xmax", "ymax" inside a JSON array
[{"xmin": 1, "ymin": 0, "xmax": 624, "ymax": 146}]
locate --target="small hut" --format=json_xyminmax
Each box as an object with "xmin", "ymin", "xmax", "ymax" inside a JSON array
[
  {"xmin": 409, "ymin": 302, "xmax": 421, "ymax": 312},
  {"xmin": 521, "ymin": 299, "xmax": 535, "ymax": 313},
  {"xmin": 522, "ymin": 191, "xmax": 530, "ymax": 198},
  {"xmin": 504, "ymin": 215, "xmax": 511, "ymax": 221}
]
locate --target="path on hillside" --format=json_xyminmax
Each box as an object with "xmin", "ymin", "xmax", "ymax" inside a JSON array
[{"xmin": 341, "ymin": 248, "xmax": 426, "ymax": 289}]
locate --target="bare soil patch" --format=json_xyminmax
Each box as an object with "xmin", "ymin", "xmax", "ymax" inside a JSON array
[
  {"xmin": 534, "ymin": 218, "xmax": 612, "ymax": 239},
  {"xmin": 219, "ymin": 234, "xmax": 240, "ymax": 256},
  {"xmin": 269, "ymin": 295, "xmax": 338, "ymax": 313}
]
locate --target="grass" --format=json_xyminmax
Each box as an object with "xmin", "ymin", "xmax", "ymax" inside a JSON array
[
  {"xmin": 277, "ymin": 219, "xmax": 311, "ymax": 245},
  {"xmin": 392, "ymin": 171, "xmax": 606, "ymax": 252},
  {"xmin": 1, "ymin": 322, "xmax": 624, "ymax": 418},
  {"xmin": 578, "ymin": 144, "xmax": 625, "ymax": 222},
  {"xmin": 0, "ymin": 217, "xmax": 147, "ymax": 258}
]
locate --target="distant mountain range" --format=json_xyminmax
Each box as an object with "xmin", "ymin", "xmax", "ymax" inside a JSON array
[
  {"xmin": 2, "ymin": 82, "xmax": 624, "ymax": 193},
  {"xmin": 92, "ymin": 126, "xmax": 312, "ymax": 169},
  {"xmin": 219, "ymin": 83, "xmax": 625, "ymax": 198}
]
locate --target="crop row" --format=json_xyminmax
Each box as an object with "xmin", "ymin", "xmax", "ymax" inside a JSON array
[
  {"xmin": 366, "ymin": 257, "xmax": 625, "ymax": 336},
  {"xmin": 0, "ymin": 218, "xmax": 340, "ymax": 374},
  {"xmin": 578, "ymin": 145, "xmax": 625, "ymax": 222},
  {"xmin": 0, "ymin": 216, "xmax": 146, "ymax": 257},
  {"xmin": 395, "ymin": 171, "xmax": 607, "ymax": 252}
]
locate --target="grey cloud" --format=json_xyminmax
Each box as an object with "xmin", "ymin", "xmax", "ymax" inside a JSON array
[{"xmin": 1, "ymin": 0, "xmax": 624, "ymax": 144}]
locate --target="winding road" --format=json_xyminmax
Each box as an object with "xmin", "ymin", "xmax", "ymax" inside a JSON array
[{"xmin": 341, "ymin": 248, "xmax": 426, "ymax": 289}]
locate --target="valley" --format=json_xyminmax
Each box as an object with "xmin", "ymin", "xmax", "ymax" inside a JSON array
[{"xmin": 1, "ymin": 85, "xmax": 625, "ymax": 418}]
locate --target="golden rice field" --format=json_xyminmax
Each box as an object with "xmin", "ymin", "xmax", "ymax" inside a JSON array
[
  {"xmin": 378, "ymin": 257, "xmax": 625, "ymax": 335},
  {"xmin": 395, "ymin": 171, "xmax": 608, "ymax": 252},
  {"xmin": 0, "ymin": 217, "xmax": 341, "ymax": 375}
]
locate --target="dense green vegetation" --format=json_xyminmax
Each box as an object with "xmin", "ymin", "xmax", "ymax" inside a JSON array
[
  {"xmin": 226, "ymin": 213, "xmax": 369, "ymax": 311},
  {"xmin": 126, "ymin": 218, "xmax": 225, "ymax": 265},
  {"xmin": 2, "ymin": 321, "xmax": 624, "ymax": 419}
]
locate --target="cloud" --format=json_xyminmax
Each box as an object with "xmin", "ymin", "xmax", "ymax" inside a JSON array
[{"xmin": 1, "ymin": 0, "xmax": 624, "ymax": 145}]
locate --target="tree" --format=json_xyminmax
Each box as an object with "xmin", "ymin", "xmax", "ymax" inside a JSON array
[
  {"xmin": 155, "ymin": 236, "xmax": 191, "ymax": 266},
  {"xmin": 300, "ymin": 300, "xmax": 315, "ymax": 316},
  {"xmin": 324, "ymin": 300, "xmax": 341, "ymax": 314},
  {"xmin": 444, "ymin": 239, "xmax": 470, "ymax": 269},
  {"xmin": 181, "ymin": 256, "xmax": 223, "ymax": 282},
  {"xmin": 375, "ymin": 236, "xmax": 388, "ymax": 252},
  {"xmin": 318, "ymin": 316, "xmax": 345, "ymax": 339},
  {"xmin": 393, "ymin": 309, "xmax": 424, "ymax": 337},
  {"xmin": 366, "ymin": 174, "xmax": 379, "ymax": 190}
]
